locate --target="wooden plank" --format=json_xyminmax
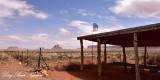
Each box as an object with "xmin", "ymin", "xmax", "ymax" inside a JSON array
[
  {"xmin": 104, "ymin": 44, "xmax": 107, "ymax": 67},
  {"xmin": 80, "ymin": 39, "xmax": 84, "ymax": 70},
  {"xmin": 133, "ymin": 33, "xmax": 141, "ymax": 80},
  {"xmin": 123, "ymin": 46, "xmax": 127, "ymax": 72},
  {"xmin": 97, "ymin": 37, "xmax": 102, "ymax": 76}
]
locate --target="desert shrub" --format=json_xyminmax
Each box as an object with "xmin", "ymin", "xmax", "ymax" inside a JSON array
[
  {"xmin": 12, "ymin": 54, "xmax": 23, "ymax": 61},
  {"xmin": 130, "ymin": 56, "xmax": 143, "ymax": 60},
  {"xmin": 156, "ymin": 54, "xmax": 160, "ymax": 62},
  {"xmin": 54, "ymin": 62, "xmax": 79, "ymax": 71},
  {"xmin": 147, "ymin": 55, "xmax": 158, "ymax": 65},
  {"xmin": 139, "ymin": 55, "xmax": 144, "ymax": 60},
  {"xmin": 54, "ymin": 62, "xmax": 96, "ymax": 71},
  {"xmin": 65, "ymin": 62, "xmax": 80, "ymax": 71},
  {"xmin": 110, "ymin": 57, "xmax": 117, "ymax": 62},
  {"xmin": 0, "ymin": 53, "xmax": 8, "ymax": 61}
]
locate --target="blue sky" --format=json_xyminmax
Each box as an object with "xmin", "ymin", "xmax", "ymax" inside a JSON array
[{"xmin": 0, "ymin": 0, "xmax": 160, "ymax": 49}]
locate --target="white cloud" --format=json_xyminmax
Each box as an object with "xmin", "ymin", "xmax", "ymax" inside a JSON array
[
  {"xmin": 68, "ymin": 20, "xmax": 125, "ymax": 49},
  {"xmin": 0, "ymin": 0, "xmax": 49, "ymax": 26},
  {"xmin": 0, "ymin": 32, "xmax": 80, "ymax": 49},
  {"xmin": 69, "ymin": 20, "xmax": 123, "ymax": 35},
  {"xmin": 0, "ymin": 33, "xmax": 52, "ymax": 49},
  {"xmin": 31, "ymin": 33, "xmax": 49, "ymax": 42},
  {"xmin": 77, "ymin": 9, "xmax": 96, "ymax": 17},
  {"xmin": 104, "ymin": 16, "xmax": 117, "ymax": 21},
  {"xmin": 59, "ymin": 28, "xmax": 70, "ymax": 35},
  {"xmin": 98, "ymin": 15, "xmax": 117, "ymax": 21},
  {"xmin": 9, "ymin": 35, "xmax": 21, "ymax": 40},
  {"xmin": 69, "ymin": 20, "xmax": 92, "ymax": 35},
  {"xmin": 110, "ymin": 0, "xmax": 160, "ymax": 18},
  {"xmin": 6, "ymin": 33, "xmax": 49, "ymax": 43}
]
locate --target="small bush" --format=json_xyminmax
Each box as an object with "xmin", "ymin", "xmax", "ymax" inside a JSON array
[
  {"xmin": 54, "ymin": 62, "xmax": 79, "ymax": 71},
  {"xmin": 65, "ymin": 62, "xmax": 80, "ymax": 71},
  {"xmin": 147, "ymin": 54, "xmax": 160, "ymax": 65},
  {"xmin": 0, "ymin": 54, "xmax": 8, "ymax": 61},
  {"xmin": 54, "ymin": 62, "xmax": 96, "ymax": 71}
]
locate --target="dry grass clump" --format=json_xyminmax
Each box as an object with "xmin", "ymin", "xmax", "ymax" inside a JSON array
[
  {"xmin": 54, "ymin": 62, "xmax": 80, "ymax": 71},
  {"xmin": 54, "ymin": 61, "xmax": 96, "ymax": 71},
  {"xmin": 147, "ymin": 54, "xmax": 160, "ymax": 65},
  {"xmin": 0, "ymin": 53, "xmax": 8, "ymax": 61}
]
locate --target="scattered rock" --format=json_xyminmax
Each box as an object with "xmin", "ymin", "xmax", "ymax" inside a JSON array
[
  {"xmin": 19, "ymin": 61, "xmax": 22, "ymax": 65},
  {"xmin": 40, "ymin": 69, "xmax": 49, "ymax": 77}
]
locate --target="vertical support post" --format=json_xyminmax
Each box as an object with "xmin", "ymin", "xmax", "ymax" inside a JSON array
[
  {"xmin": 18, "ymin": 51, "xmax": 20, "ymax": 60},
  {"xmin": 22, "ymin": 51, "xmax": 23, "ymax": 61},
  {"xmin": 80, "ymin": 39, "xmax": 84, "ymax": 71},
  {"xmin": 92, "ymin": 41, "xmax": 93, "ymax": 64},
  {"xmin": 38, "ymin": 48, "xmax": 41, "ymax": 69},
  {"xmin": 144, "ymin": 46, "xmax": 147, "ymax": 66},
  {"xmin": 133, "ymin": 33, "xmax": 140, "ymax": 80},
  {"xmin": 104, "ymin": 44, "xmax": 107, "ymax": 67},
  {"xmin": 123, "ymin": 46, "xmax": 127, "ymax": 72},
  {"xmin": 97, "ymin": 37, "xmax": 102, "ymax": 76}
]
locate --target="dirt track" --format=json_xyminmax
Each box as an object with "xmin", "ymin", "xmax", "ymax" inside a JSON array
[{"xmin": 0, "ymin": 52, "xmax": 48, "ymax": 80}]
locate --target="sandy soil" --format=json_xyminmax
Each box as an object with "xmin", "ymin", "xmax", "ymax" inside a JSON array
[
  {"xmin": 0, "ymin": 53, "xmax": 160, "ymax": 80},
  {"xmin": 0, "ymin": 53, "xmax": 48, "ymax": 80},
  {"xmin": 48, "ymin": 66, "xmax": 160, "ymax": 80}
]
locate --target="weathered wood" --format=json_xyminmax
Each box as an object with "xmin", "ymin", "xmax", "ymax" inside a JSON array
[
  {"xmin": 144, "ymin": 46, "xmax": 147, "ymax": 66},
  {"xmin": 97, "ymin": 37, "xmax": 102, "ymax": 76},
  {"xmin": 80, "ymin": 39, "xmax": 84, "ymax": 71},
  {"xmin": 38, "ymin": 48, "xmax": 41, "ymax": 69},
  {"xmin": 27, "ymin": 49, "xmax": 29, "ymax": 64},
  {"xmin": 39, "ymin": 50, "xmax": 50, "ymax": 69},
  {"xmin": 104, "ymin": 44, "xmax": 107, "ymax": 66},
  {"xmin": 22, "ymin": 51, "xmax": 24, "ymax": 61},
  {"xmin": 133, "ymin": 33, "xmax": 141, "ymax": 80},
  {"xmin": 123, "ymin": 46, "xmax": 127, "ymax": 72},
  {"xmin": 92, "ymin": 41, "xmax": 93, "ymax": 64}
]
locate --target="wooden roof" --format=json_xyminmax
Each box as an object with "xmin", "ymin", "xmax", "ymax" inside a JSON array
[{"xmin": 77, "ymin": 23, "xmax": 160, "ymax": 47}]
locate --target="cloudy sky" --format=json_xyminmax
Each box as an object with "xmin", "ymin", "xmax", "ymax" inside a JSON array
[{"xmin": 0, "ymin": 0, "xmax": 160, "ymax": 49}]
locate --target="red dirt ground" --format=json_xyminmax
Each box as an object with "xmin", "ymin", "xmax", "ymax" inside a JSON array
[
  {"xmin": 0, "ymin": 53, "xmax": 47, "ymax": 80},
  {"xmin": 0, "ymin": 53, "xmax": 160, "ymax": 80},
  {"xmin": 49, "ymin": 66, "xmax": 160, "ymax": 80}
]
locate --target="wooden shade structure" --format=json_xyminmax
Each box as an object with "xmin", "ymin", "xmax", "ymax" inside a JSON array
[{"xmin": 77, "ymin": 23, "xmax": 160, "ymax": 80}]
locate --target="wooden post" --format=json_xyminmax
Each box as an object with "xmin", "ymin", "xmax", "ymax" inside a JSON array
[
  {"xmin": 92, "ymin": 41, "xmax": 94, "ymax": 64},
  {"xmin": 80, "ymin": 39, "xmax": 84, "ymax": 71},
  {"xmin": 133, "ymin": 33, "xmax": 140, "ymax": 80},
  {"xmin": 104, "ymin": 44, "xmax": 107, "ymax": 67},
  {"xmin": 144, "ymin": 46, "xmax": 147, "ymax": 66},
  {"xmin": 27, "ymin": 49, "xmax": 29, "ymax": 64},
  {"xmin": 97, "ymin": 38, "xmax": 102, "ymax": 76},
  {"xmin": 123, "ymin": 46, "xmax": 127, "ymax": 72},
  {"xmin": 22, "ymin": 51, "xmax": 24, "ymax": 61},
  {"xmin": 38, "ymin": 48, "xmax": 41, "ymax": 69},
  {"xmin": 39, "ymin": 50, "xmax": 50, "ymax": 69}
]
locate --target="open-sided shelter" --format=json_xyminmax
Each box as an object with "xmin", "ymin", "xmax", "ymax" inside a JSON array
[{"xmin": 77, "ymin": 23, "xmax": 160, "ymax": 80}]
